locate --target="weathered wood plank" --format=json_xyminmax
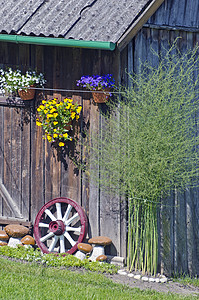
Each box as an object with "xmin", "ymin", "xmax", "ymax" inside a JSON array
[{"xmin": 21, "ymin": 105, "xmax": 31, "ymax": 220}]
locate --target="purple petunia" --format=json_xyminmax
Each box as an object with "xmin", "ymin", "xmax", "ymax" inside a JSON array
[{"xmin": 77, "ymin": 74, "xmax": 115, "ymax": 91}]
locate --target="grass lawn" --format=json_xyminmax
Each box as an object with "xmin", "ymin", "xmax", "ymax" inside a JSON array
[{"xmin": 0, "ymin": 257, "xmax": 195, "ymax": 300}]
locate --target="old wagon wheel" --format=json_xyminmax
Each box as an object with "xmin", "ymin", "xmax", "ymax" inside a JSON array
[{"xmin": 34, "ymin": 197, "xmax": 88, "ymax": 254}]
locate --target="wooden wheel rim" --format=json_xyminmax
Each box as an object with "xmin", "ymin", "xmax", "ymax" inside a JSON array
[{"xmin": 34, "ymin": 197, "xmax": 88, "ymax": 254}]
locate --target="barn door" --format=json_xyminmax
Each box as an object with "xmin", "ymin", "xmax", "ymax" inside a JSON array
[{"xmin": 0, "ymin": 97, "xmax": 32, "ymax": 226}]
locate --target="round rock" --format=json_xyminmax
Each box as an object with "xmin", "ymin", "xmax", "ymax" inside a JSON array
[
  {"xmin": 77, "ymin": 243, "xmax": 93, "ymax": 253},
  {"xmin": 0, "ymin": 230, "xmax": 9, "ymax": 241},
  {"xmin": 88, "ymin": 236, "xmax": 112, "ymax": 246},
  {"xmin": 0, "ymin": 241, "xmax": 8, "ymax": 246},
  {"xmin": 21, "ymin": 235, "xmax": 35, "ymax": 245},
  {"xmin": 4, "ymin": 224, "xmax": 29, "ymax": 238}
]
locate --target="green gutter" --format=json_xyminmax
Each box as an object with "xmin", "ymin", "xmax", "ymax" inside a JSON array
[{"xmin": 0, "ymin": 34, "xmax": 116, "ymax": 51}]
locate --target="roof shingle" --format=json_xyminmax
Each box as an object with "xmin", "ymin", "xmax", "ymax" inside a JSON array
[{"xmin": 0, "ymin": 0, "xmax": 152, "ymax": 42}]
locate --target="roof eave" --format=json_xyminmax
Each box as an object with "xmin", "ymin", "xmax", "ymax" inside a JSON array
[{"xmin": 117, "ymin": 0, "xmax": 165, "ymax": 51}]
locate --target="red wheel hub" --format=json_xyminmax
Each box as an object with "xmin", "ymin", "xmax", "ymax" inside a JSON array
[{"xmin": 49, "ymin": 220, "xmax": 65, "ymax": 236}]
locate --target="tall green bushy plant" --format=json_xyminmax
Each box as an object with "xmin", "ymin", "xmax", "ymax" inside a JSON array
[{"xmin": 87, "ymin": 45, "xmax": 199, "ymax": 274}]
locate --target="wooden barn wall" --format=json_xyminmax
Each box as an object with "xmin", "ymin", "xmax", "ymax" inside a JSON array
[
  {"xmin": 0, "ymin": 42, "xmax": 127, "ymax": 257},
  {"xmin": 125, "ymin": 27, "xmax": 199, "ymax": 275},
  {"xmin": 147, "ymin": 0, "xmax": 199, "ymax": 29}
]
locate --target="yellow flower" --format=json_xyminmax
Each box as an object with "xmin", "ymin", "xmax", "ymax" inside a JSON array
[
  {"xmin": 66, "ymin": 103, "xmax": 72, "ymax": 109},
  {"xmin": 42, "ymin": 100, "xmax": 46, "ymax": 104},
  {"xmin": 71, "ymin": 112, "xmax": 76, "ymax": 119},
  {"xmin": 47, "ymin": 135, "xmax": 52, "ymax": 142},
  {"xmin": 63, "ymin": 133, "xmax": 68, "ymax": 138},
  {"xmin": 53, "ymin": 129, "xmax": 57, "ymax": 132},
  {"xmin": 59, "ymin": 142, "xmax": 65, "ymax": 147},
  {"xmin": 37, "ymin": 108, "xmax": 41, "ymax": 112},
  {"xmin": 50, "ymin": 108, "xmax": 56, "ymax": 113},
  {"xmin": 76, "ymin": 115, "xmax": 80, "ymax": 120},
  {"xmin": 39, "ymin": 105, "xmax": 45, "ymax": 110},
  {"xmin": 36, "ymin": 121, "xmax": 42, "ymax": 127},
  {"xmin": 53, "ymin": 113, "xmax": 58, "ymax": 118},
  {"xmin": 44, "ymin": 109, "xmax": 48, "ymax": 114},
  {"xmin": 47, "ymin": 114, "xmax": 53, "ymax": 118},
  {"xmin": 53, "ymin": 133, "xmax": 58, "ymax": 138},
  {"xmin": 53, "ymin": 121, "xmax": 58, "ymax": 125},
  {"xmin": 68, "ymin": 99, "xmax": 73, "ymax": 103},
  {"xmin": 76, "ymin": 106, "xmax": 82, "ymax": 114}
]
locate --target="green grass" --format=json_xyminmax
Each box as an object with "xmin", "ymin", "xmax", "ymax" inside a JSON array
[
  {"xmin": 174, "ymin": 275, "xmax": 199, "ymax": 289},
  {"xmin": 0, "ymin": 257, "xmax": 195, "ymax": 300}
]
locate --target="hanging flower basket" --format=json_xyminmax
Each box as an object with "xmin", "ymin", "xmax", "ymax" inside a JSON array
[
  {"xmin": 77, "ymin": 74, "xmax": 115, "ymax": 104},
  {"xmin": 0, "ymin": 68, "xmax": 46, "ymax": 100},
  {"xmin": 36, "ymin": 98, "xmax": 82, "ymax": 147},
  {"xmin": 18, "ymin": 85, "xmax": 35, "ymax": 100},
  {"xmin": 92, "ymin": 88, "xmax": 111, "ymax": 103}
]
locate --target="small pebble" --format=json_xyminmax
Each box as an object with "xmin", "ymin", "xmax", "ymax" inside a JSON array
[
  {"xmin": 149, "ymin": 278, "xmax": 156, "ymax": 282},
  {"xmin": 134, "ymin": 274, "xmax": 141, "ymax": 280},
  {"xmin": 155, "ymin": 278, "xmax": 160, "ymax": 283},
  {"xmin": 117, "ymin": 270, "xmax": 127, "ymax": 275},
  {"xmin": 128, "ymin": 273, "xmax": 134, "ymax": 278},
  {"xmin": 160, "ymin": 277, "xmax": 168, "ymax": 283},
  {"xmin": 142, "ymin": 276, "xmax": 149, "ymax": 282}
]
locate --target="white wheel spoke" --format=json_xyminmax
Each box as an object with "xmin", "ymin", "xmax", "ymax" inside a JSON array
[
  {"xmin": 64, "ymin": 232, "xmax": 76, "ymax": 246},
  {"xmin": 48, "ymin": 236, "xmax": 59, "ymax": 252},
  {"xmin": 40, "ymin": 232, "xmax": 54, "ymax": 242},
  {"xmin": 45, "ymin": 209, "xmax": 56, "ymax": 221},
  {"xmin": 65, "ymin": 212, "xmax": 79, "ymax": 226},
  {"xmin": 66, "ymin": 226, "xmax": 81, "ymax": 233},
  {"xmin": 62, "ymin": 204, "xmax": 72, "ymax": 222},
  {"xmin": 60, "ymin": 235, "xmax": 65, "ymax": 253},
  {"xmin": 39, "ymin": 222, "xmax": 49, "ymax": 228},
  {"xmin": 56, "ymin": 203, "xmax": 62, "ymax": 220}
]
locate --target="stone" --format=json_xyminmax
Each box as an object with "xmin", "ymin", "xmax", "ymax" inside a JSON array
[
  {"xmin": 0, "ymin": 241, "xmax": 8, "ymax": 246},
  {"xmin": 134, "ymin": 274, "xmax": 141, "ymax": 280},
  {"xmin": 77, "ymin": 243, "xmax": 93, "ymax": 253},
  {"xmin": 4, "ymin": 224, "xmax": 29, "ymax": 238},
  {"xmin": 0, "ymin": 230, "xmax": 9, "ymax": 241},
  {"xmin": 96, "ymin": 254, "xmax": 107, "ymax": 262},
  {"xmin": 7, "ymin": 237, "xmax": 22, "ymax": 248},
  {"xmin": 149, "ymin": 277, "xmax": 156, "ymax": 282},
  {"xmin": 117, "ymin": 270, "xmax": 127, "ymax": 275},
  {"xmin": 155, "ymin": 278, "xmax": 160, "ymax": 283},
  {"xmin": 128, "ymin": 273, "xmax": 134, "ymax": 278},
  {"xmin": 142, "ymin": 276, "xmax": 149, "ymax": 282},
  {"xmin": 88, "ymin": 236, "xmax": 112, "ymax": 246},
  {"xmin": 106, "ymin": 255, "xmax": 125, "ymax": 267},
  {"xmin": 160, "ymin": 277, "xmax": 168, "ymax": 283},
  {"xmin": 21, "ymin": 235, "xmax": 35, "ymax": 245}
]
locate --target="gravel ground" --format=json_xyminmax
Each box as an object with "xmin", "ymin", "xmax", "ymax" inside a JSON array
[{"xmin": 105, "ymin": 272, "xmax": 199, "ymax": 297}]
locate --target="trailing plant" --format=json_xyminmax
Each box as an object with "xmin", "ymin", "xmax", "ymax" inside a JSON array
[
  {"xmin": 0, "ymin": 67, "xmax": 46, "ymax": 93},
  {"xmin": 36, "ymin": 98, "xmax": 82, "ymax": 147},
  {"xmin": 86, "ymin": 45, "xmax": 199, "ymax": 275}
]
